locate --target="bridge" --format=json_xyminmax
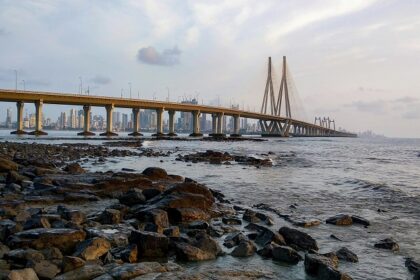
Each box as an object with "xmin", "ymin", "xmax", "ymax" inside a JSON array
[{"xmin": 0, "ymin": 57, "xmax": 356, "ymax": 138}]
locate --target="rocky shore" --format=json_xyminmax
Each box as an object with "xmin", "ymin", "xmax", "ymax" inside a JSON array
[{"xmin": 0, "ymin": 142, "xmax": 418, "ymax": 280}]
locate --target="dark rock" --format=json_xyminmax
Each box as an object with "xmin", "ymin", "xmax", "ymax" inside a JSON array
[
  {"xmin": 114, "ymin": 244, "xmax": 138, "ymax": 263},
  {"xmin": 53, "ymin": 264, "xmax": 105, "ymax": 280},
  {"xmin": 135, "ymin": 208, "xmax": 169, "ymax": 229},
  {"xmin": 304, "ymin": 253, "xmax": 352, "ymax": 280},
  {"xmin": 118, "ymin": 189, "xmax": 146, "ymax": 206},
  {"xmin": 163, "ymin": 226, "xmax": 180, "ymax": 237},
  {"xmin": 223, "ymin": 232, "xmax": 247, "ymax": 248},
  {"xmin": 336, "ymin": 247, "xmax": 358, "ymax": 263},
  {"xmin": 60, "ymin": 209, "xmax": 86, "ymax": 225},
  {"xmin": 167, "ymin": 208, "xmax": 211, "ymax": 224},
  {"xmin": 188, "ymin": 221, "xmax": 209, "ymax": 230},
  {"xmin": 27, "ymin": 259, "xmax": 60, "ymax": 279},
  {"xmin": 351, "ymin": 215, "xmax": 370, "ymax": 226},
  {"xmin": 98, "ymin": 209, "xmax": 121, "ymax": 225},
  {"xmin": 0, "ymin": 220, "xmax": 21, "ymax": 242},
  {"xmin": 231, "ymin": 240, "xmax": 256, "ymax": 257},
  {"xmin": 0, "ymin": 243, "xmax": 10, "ymax": 258},
  {"xmin": 61, "ymin": 256, "xmax": 85, "ymax": 273},
  {"xmin": 23, "ymin": 216, "xmax": 51, "ymax": 230},
  {"xmin": 5, "ymin": 248, "xmax": 45, "ymax": 264},
  {"xmin": 257, "ymin": 243, "xmax": 275, "ymax": 258},
  {"xmin": 326, "ymin": 214, "xmax": 353, "ymax": 226},
  {"xmin": 222, "ymin": 217, "xmax": 242, "ymax": 225},
  {"xmin": 255, "ymin": 228, "xmax": 286, "ymax": 247},
  {"xmin": 242, "ymin": 209, "xmax": 261, "ymax": 223},
  {"xmin": 405, "ymin": 258, "xmax": 420, "ymax": 274},
  {"xmin": 7, "ymin": 228, "xmax": 86, "ymax": 254},
  {"xmin": 272, "ymin": 245, "xmax": 303, "ymax": 264},
  {"xmin": 73, "ymin": 237, "xmax": 111, "ymax": 261},
  {"xmin": 293, "ymin": 219, "xmax": 321, "ymax": 228},
  {"xmin": 0, "ymin": 158, "xmax": 18, "ymax": 172},
  {"xmin": 278, "ymin": 227, "xmax": 318, "ymax": 251},
  {"xmin": 374, "ymin": 238, "xmax": 399, "ymax": 251},
  {"xmin": 107, "ymin": 262, "xmax": 181, "ymax": 279},
  {"xmin": 128, "ymin": 230, "xmax": 169, "ymax": 259},
  {"xmin": 164, "ymin": 182, "xmax": 215, "ymax": 202},
  {"xmin": 63, "ymin": 163, "xmax": 86, "ymax": 174},
  {"xmin": 142, "ymin": 188, "xmax": 162, "ymax": 200},
  {"xmin": 174, "ymin": 242, "xmax": 215, "ymax": 261},
  {"xmin": 142, "ymin": 167, "xmax": 168, "ymax": 179},
  {"xmin": 42, "ymin": 247, "xmax": 63, "ymax": 261}
]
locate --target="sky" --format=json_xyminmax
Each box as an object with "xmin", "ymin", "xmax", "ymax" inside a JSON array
[{"xmin": 0, "ymin": 0, "xmax": 419, "ymax": 137}]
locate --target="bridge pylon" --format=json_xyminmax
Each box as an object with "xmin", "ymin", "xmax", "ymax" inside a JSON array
[{"xmin": 260, "ymin": 56, "xmax": 292, "ymax": 137}]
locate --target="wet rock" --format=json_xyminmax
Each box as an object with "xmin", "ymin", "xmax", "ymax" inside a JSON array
[
  {"xmin": 61, "ymin": 256, "xmax": 85, "ymax": 273},
  {"xmin": 255, "ymin": 228, "xmax": 286, "ymax": 247},
  {"xmin": 193, "ymin": 232, "xmax": 222, "ymax": 257},
  {"xmin": 7, "ymin": 228, "xmax": 86, "ymax": 254},
  {"xmin": 336, "ymin": 247, "xmax": 358, "ymax": 263},
  {"xmin": 7, "ymin": 268, "xmax": 39, "ymax": 280},
  {"xmin": 142, "ymin": 167, "xmax": 168, "ymax": 179},
  {"xmin": 257, "ymin": 243, "xmax": 276, "ymax": 258},
  {"xmin": 175, "ymin": 242, "xmax": 216, "ymax": 261},
  {"xmin": 135, "ymin": 208, "xmax": 169, "ymax": 229},
  {"xmin": 42, "ymin": 247, "xmax": 63, "ymax": 261},
  {"xmin": 73, "ymin": 237, "xmax": 111, "ymax": 261},
  {"xmin": 63, "ymin": 163, "xmax": 85, "ymax": 174},
  {"xmin": 164, "ymin": 182, "xmax": 215, "ymax": 202},
  {"xmin": 27, "ymin": 259, "xmax": 60, "ymax": 279},
  {"xmin": 351, "ymin": 215, "xmax": 370, "ymax": 226},
  {"xmin": 222, "ymin": 217, "xmax": 242, "ymax": 225},
  {"xmin": 374, "ymin": 238, "xmax": 399, "ymax": 251},
  {"xmin": 128, "ymin": 230, "xmax": 169, "ymax": 259},
  {"xmin": 118, "ymin": 189, "xmax": 146, "ymax": 206},
  {"xmin": 59, "ymin": 209, "xmax": 86, "ymax": 225},
  {"xmin": 5, "ymin": 248, "xmax": 45, "ymax": 264},
  {"xmin": 223, "ymin": 232, "xmax": 247, "ymax": 248},
  {"xmin": 97, "ymin": 209, "xmax": 121, "ymax": 225},
  {"xmin": 53, "ymin": 264, "xmax": 105, "ymax": 280},
  {"xmin": 272, "ymin": 245, "xmax": 303, "ymax": 264},
  {"xmin": 188, "ymin": 221, "xmax": 209, "ymax": 230},
  {"xmin": 304, "ymin": 253, "xmax": 352, "ymax": 280},
  {"xmin": 0, "ymin": 243, "xmax": 10, "ymax": 258},
  {"xmin": 111, "ymin": 244, "xmax": 137, "ymax": 263},
  {"xmin": 7, "ymin": 171, "xmax": 29, "ymax": 184},
  {"xmin": 0, "ymin": 158, "xmax": 18, "ymax": 172},
  {"xmin": 0, "ymin": 220, "xmax": 21, "ymax": 242},
  {"xmin": 23, "ymin": 216, "xmax": 51, "ymax": 230},
  {"xmin": 326, "ymin": 214, "xmax": 353, "ymax": 226},
  {"xmin": 242, "ymin": 209, "xmax": 261, "ymax": 223},
  {"xmin": 142, "ymin": 188, "xmax": 162, "ymax": 200},
  {"xmin": 231, "ymin": 240, "xmax": 256, "ymax": 257},
  {"xmin": 278, "ymin": 227, "xmax": 318, "ymax": 251},
  {"xmin": 107, "ymin": 262, "xmax": 177, "ymax": 280},
  {"xmin": 405, "ymin": 258, "xmax": 420, "ymax": 275},
  {"xmin": 293, "ymin": 219, "xmax": 321, "ymax": 228},
  {"xmin": 167, "ymin": 208, "xmax": 210, "ymax": 224}
]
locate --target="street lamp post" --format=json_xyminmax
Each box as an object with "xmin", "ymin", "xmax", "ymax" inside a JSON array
[
  {"xmin": 129, "ymin": 82, "xmax": 132, "ymax": 99},
  {"xmin": 79, "ymin": 77, "xmax": 83, "ymax": 94},
  {"xmin": 14, "ymin": 70, "xmax": 17, "ymax": 91},
  {"xmin": 21, "ymin": 80, "xmax": 25, "ymax": 91}
]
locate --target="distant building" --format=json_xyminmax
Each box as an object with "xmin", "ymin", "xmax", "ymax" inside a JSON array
[
  {"xmin": 69, "ymin": 109, "xmax": 77, "ymax": 128},
  {"xmin": 179, "ymin": 98, "xmax": 198, "ymax": 131},
  {"xmin": 5, "ymin": 108, "xmax": 12, "ymax": 128}
]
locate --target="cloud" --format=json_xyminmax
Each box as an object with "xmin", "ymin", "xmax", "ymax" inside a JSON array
[
  {"xmin": 402, "ymin": 109, "xmax": 420, "ymax": 119},
  {"xmin": 345, "ymin": 100, "xmax": 387, "ymax": 113},
  {"xmin": 395, "ymin": 96, "xmax": 418, "ymax": 103},
  {"xmin": 90, "ymin": 75, "xmax": 111, "ymax": 85},
  {"xmin": 137, "ymin": 46, "xmax": 181, "ymax": 66}
]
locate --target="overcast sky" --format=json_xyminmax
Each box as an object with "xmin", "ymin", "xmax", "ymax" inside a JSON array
[{"xmin": 0, "ymin": 0, "xmax": 419, "ymax": 137}]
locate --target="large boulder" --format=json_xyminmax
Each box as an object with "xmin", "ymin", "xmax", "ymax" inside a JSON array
[
  {"xmin": 272, "ymin": 245, "xmax": 303, "ymax": 264},
  {"xmin": 27, "ymin": 259, "xmax": 61, "ymax": 279},
  {"xmin": 73, "ymin": 237, "xmax": 111, "ymax": 261},
  {"xmin": 326, "ymin": 214, "xmax": 353, "ymax": 226},
  {"xmin": 278, "ymin": 227, "xmax": 318, "ymax": 251},
  {"xmin": 52, "ymin": 264, "xmax": 105, "ymax": 280},
  {"xmin": 175, "ymin": 242, "xmax": 216, "ymax": 261},
  {"xmin": 231, "ymin": 240, "xmax": 256, "ymax": 257},
  {"xmin": 97, "ymin": 209, "xmax": 121, "ymax": 225},
  {"xmin": 304, "ymin": 253, "xmax": 352, "ymax": 280},
  {"xmin": 107, "ymin": 262, "xmax": 181, "ymax": 280},
  {"xmin": 7, "ymin": 268, "xmax": 39, "ymax": 280},
  {"xmin": 128, "ymin": 230, "xmax": 169, "ymax": 259},
  {"xmin": 164, "ymin": 182, "xmax": 214, "ymax": 202},
  {"xmin": 63, "ymin": 163, "xmax": 85, "ymax": 175},
  {"xmin": 62, "ymin": 256, "xmax": 85, "ymax": 273},
  {"xmin": 0, "ymin": 157, "xmax": 18, "ymax": 172},
  {"xmin": 223, "ymin": 232, "xmax": 247, "ymax": 248},
  {"xmin": 7, "ymin": 228, "xmax": 86, "ymax": 254},
  {"xmin": 135, "ymin": 209, "xmax": 169, "ymax": 229},
  {"xmin": 142, "ymin": 167, "xmax": 168, "ymax": 179},
  {"xmin": 118, "ymin": 189, "xmax": 146, "ymax": 206},
  {"xmin": 255, "ymin": 227, "xmax": 286, "ymax": 247},
  {"xmin": 336, "ymin": 247, "xmax": 358, "ymax": 263},
  {"xmin": 374, "ymin": 238, "xmax": 399, "ymax": 251},
  {"xmin": 167, "ymin": 208, "xmax": 211, "ymax": 224}
]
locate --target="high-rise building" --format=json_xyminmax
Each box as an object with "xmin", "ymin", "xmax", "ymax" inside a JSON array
[
  {"xmin": 59, "ymin": 112, "xmax": 67, "ymax": 129},
  {"xmin": 200, "ymin": 113, "xmax": 207, "ymax": 132},
  {"xmin": 69, "ymin": 108, "xmax": 77, "ymax": 128},
  {"xmin": 5, "ymin": 108, "xmax": 12, "ymax": 128},
  {"xmin": 122, "ymin": 113, "xmax": 128, "ymax": 131},
  {"xmin": 78, "ymin": 110, "xmax": 84, "ymax": 129},
  {"xmin": 179, "ymin": 98, "xmax": 198, "ymax": 131}
]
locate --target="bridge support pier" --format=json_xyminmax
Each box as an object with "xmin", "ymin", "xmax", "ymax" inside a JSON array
[
  {"xmin": 128, "ymin": 108, "xmax": 142, "ymax": 136},
  {"xmin": 190, "ymin": 111, "xmax": 202, "ymax": 137},
  {"xmin": 100, "ymin": 104, "xmax": 118, "ymax": 136},
  {"xmin": 230, "ymin": 115, "xmax": 241, "ymax": 137},
  {"xmin": 152, "ymin": 108, "xmax": 164, "ymax": 137},
  {"xmin": 11, "ymin": 101, "xmax": 27, "ymax": 135},
  {"xmin": 28, "ymin": 100, "xmax": 47, "ymax": 136},
  {"xmin": 78, "ymin": 105, "xmax": 95, "ymax": 136},
  {"xmin": 167, "ymin": 110, "xmax": 177, "ymax": 136},
  {"xmin": 209, "ymin": 114, "xmax": 218, "ymax": 136},
  {"xmin": 211, "ymin": 113, "xmax": 225, "ymax": 137}
]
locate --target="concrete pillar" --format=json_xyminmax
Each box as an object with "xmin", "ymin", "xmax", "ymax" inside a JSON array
[
  {"xmin": 217, "ymin": 113, "xmax": 224, "ymax": 135},
  {"xmin": 11, "ymin": 101, "xmax": 27, "ymax": 135},
  {"xmin": 100, "ymin": 104, "xmax": 118, "ymax": 136},
  {"xmin": 153, "ymin": 108, "xmax": 164, "ymax": 136},
  {"xmin": 167, "ymin": 110, "xmax": 177, "ymax": 136},
  {"xmin": 190, "ymin": 111, "xmax": 202, "ymax": 137},
  {"xmin": 211, "ymin": 114, "xmax": 218, "ymax": 135},
  {"xmin": 230, "ymin": 115, "xmax": 241, "ymax": 137},
  {"xmin": 129, "ymin": 108, "xmax": 142, "ymax": 136},
  {"xmin": 29, "ymin": 100, "xmax": 47, "ymax": 135},
  {"xmin": 78, "ymin": 105, "xmax": 95, "ymax": 136}
]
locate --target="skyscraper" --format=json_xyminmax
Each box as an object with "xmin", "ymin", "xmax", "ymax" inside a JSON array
[
  {"xmin": 5, "ymin": 108, "xmax": 12, "ymax": 128},
  {"xmin": 69, "ymin": 108, "xmax": 77, "ymax": 128}
]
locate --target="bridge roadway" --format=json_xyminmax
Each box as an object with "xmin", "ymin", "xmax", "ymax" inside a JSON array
[{"xmin": 0, "ymin": 89, "xmax": 356, "ymax": 137}]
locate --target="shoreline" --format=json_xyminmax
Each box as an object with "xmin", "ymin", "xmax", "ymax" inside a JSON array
[{"xmin": 0, "ymin": 141, "xmax": 418, "ymax": 279}]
